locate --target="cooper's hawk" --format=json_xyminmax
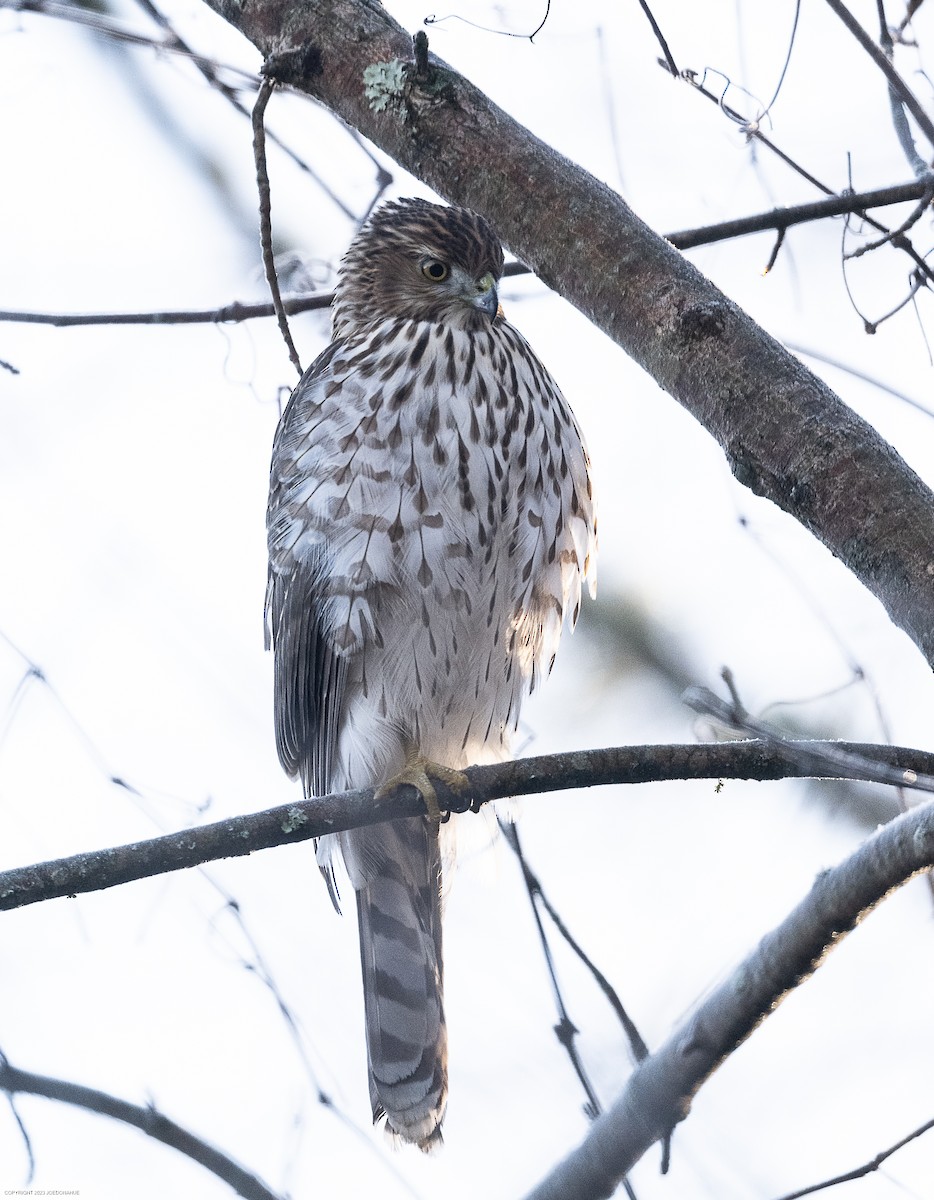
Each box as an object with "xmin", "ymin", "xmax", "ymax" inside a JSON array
[{"xmin": 265, "ymin": 198, "xmax": 596, "ymax": 1149}]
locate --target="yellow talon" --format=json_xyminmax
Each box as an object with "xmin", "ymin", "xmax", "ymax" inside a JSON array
[{"xmin": 375, "ymin": 754, "xmax": 470, "ymax": 823}]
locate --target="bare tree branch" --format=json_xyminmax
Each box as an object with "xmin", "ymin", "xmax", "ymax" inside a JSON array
[
  {"xmin": 679, "ymin": 66, "xmax": 836, "ymax": 192},
  {"xmin": 2, "ymin": 181, "xmax": 931, "ymax": 329},
  {"xmin": 131, "ymin": 0, "xmax": 361, "ymax": 220},
  {"xmin": 3, "ymin": 0, "xmax": 259, "ymax": 84},
  {"xmin": 685, "ymin": 683, "xmax": 934, "ymax": 792},
  {"xmin": 252, "ymin": 74, "xmax": 303, "ymax": 374},
  {"xmin": 680, "ymin": 64, "xmax": 934, "ymax": 280},
  {"xmin": 0, "ymin": 1053, "xmax": 283, "ymax": 1200},
  {"xmin": 862, "ymin": 268, "xmax": 928, "ymax": 333},
  {"xmin": 115, "ymin": 0, "xmax": 934, "ymax": 675},
  {"xmin": 0, "ymin": 296, "xmax": 334, "ymax": 327},
  {"xmin": 668, "ymin": 178, "xmax": 933, "ymax": 250},
  {"xmin": 423, "ymin": 3, "xmax": 552, "ymax": 42},
  {"xmin": 522, "ymin": 795, "xmax": 934, "ymax": 1199},
  {"xmin": 501, "ymin": 816, "xmax": 650, "ymax": 1065},
  {"xmin": 897, "ymin": 0, "xmax": 927, "ymax": 35},
  {"xmin": 772, "ymin": 1113, "xmax": 934, "ymax": 1198},
  {"xmin": 2, "ymin": 741, "xmax": 934, "ymax": 912},
  {"xmin": 637, "ymin": 0, "xmax": 678, "ymax": 76},
  {"xmin": 843, "ymin": 183, "xmax": 934, "ymax": 259},
  {"xmin": 823, "ymin": 0, "xmax": 934, "ymax": 148},
  {"xmin": 879, "ymin": 17, "xmax": 932, "ymax": 178},
  {"xmin": 501, "ymin": 819, "xmax": 654, "ymax": 1200}
]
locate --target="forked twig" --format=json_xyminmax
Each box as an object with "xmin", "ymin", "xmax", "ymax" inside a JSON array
[{"xmin": 500, "ymin": 819, "xmax": 642, "ymax": 1200}]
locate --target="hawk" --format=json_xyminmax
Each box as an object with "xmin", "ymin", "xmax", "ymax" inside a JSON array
[{"xmin": 265, "ymin": 198, "xmax": 596, "ymax": 1148}]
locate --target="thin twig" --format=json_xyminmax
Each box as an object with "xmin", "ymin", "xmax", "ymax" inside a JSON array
[
  {"xmin": 862, "ymin": 269, "xmax": 927, "ymax": 333},
  {"xmin": 341, "ymin": 127, "xmax": 395, "ymax": 223},
  {"xmin": 0, "ymin": 296, "xmax": 335, "ymax": 327},
  {"xmin": 524, "ymin": 797, "xmax": 934, "ymax": 1198},
  {"xmin": 897, "ymin": 0, "xmax": 927, "ymax": 35},
  {"xmin": 772, "ymin": 1114, "xmax": 934, "ymax": 1199},
  {"xmin": 5, "ymin": 178, "xmax": 934, "ymax": 333},
  {"xmin": 4, "ymin": 0, "xmax": 259, "ymax": 84},
  {"xmin": 681, "ymin": 69, "xmax": 832, "ymax": 192},
  {"xmin": 822, "ymin": 0, "xmax": 934, "ymax": 149},
  {"xmin": 684, "ymin": 680, "xmax": 934, "ymax": 793},
  {"xmin": 668, "ymin": 178, "xmax": 934, "ymax": 253},
  {"xmin": 889, "ymin": 84, "xmax": 931, "ymax": 176},
  {"xmin": 252, "ymin": 74, "xmax": 302, "ymax": 375},
  {"xmin": 500, "ymin": 820, "xmax": 641, "ymax": 1197},
  {"xmin": 0, "ymin": 1053, "xmax": 283, "ymax": 1200},
  {"xmin": 844, "ymin": 182, "xmax": 934, "ymax": 258},
  {"xmin": 423, "ymin": 1, "xmax": 552, "ymax": 41},
  {"xmin": 501, "ymin": 822, "xmax": 603, "ymax": 1118},
  {"xmin": 876, "ymin": 0, "xmax": 932, "ymax": 177},
  {"xmin": 876, "ymin": 0, "xmax": 892, "ymax": 53},
  {"xmin": 637, "ymin": 0, "xmax": 677, "ymax": 75},
  {"xmin": 500, "ymin": 819, "xmax": 649, "ymax": 1065},
  {"xmin": 130, "ymin": 0, "xmax": 358, "ymax": 220},
  {"xmin": 762, "ymin": 226, "xmax": 786, "ymax": 274},
  {"xmin": 1, "ymin": 1071, "xmax": 35, "ymax": 1184},
  {"xmin": 679, "ymin": 65, "xmax": 934, "ymax": 281},
  {"xmin": 755, "ymin": 0, "xmax": 802, "ymax": 127},
  {"xmin": 4, "ymin": 740, "xmax": 934, "ymax": 912},
  {"xmin": 785, "ymin": 340, "xmax": 934, "ymax": 418}
]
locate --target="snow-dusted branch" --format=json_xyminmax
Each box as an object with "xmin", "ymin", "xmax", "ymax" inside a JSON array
[
  {"xmin": 523, "ymin": 794, "xmax": 934, "ymax": 1200},
  {"xmin": 1, "ymin": 741, "xmax": 933, "ymax": 912}
]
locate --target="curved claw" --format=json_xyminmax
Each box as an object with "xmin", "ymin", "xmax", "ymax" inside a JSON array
[{"xmin": 375, "ymin": 754, "xmax": 471, "ymax": 822}]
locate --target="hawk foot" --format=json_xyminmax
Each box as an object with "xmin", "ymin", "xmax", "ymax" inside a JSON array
[{"xmin": 375, "ymin": 755, "xmax": 471, "ymax": 823}]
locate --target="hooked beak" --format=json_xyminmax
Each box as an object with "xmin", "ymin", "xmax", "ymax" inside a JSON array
[{"xmin": 472, "ymin": 272, "xmax": 499, "ymax": 318}]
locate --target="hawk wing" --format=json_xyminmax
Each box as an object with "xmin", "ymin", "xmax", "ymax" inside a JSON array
[{"xmin": 265, "ymin": 343, "xmax": 347, "ymax": 801}]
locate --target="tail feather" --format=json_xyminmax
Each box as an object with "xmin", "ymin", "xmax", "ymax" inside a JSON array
[{"xmin": 351, "ymin": 816, "xmax": 447, "ymax": 1149}]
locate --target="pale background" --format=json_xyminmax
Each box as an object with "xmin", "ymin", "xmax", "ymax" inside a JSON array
[{"xmin": 2, "ymin": 1, "xmax": 934, "ymax": 1196}]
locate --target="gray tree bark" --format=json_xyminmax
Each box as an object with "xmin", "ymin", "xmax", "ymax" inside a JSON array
[{"xmin": 200, "ymin": 0, "xmax": 934, "ymax": 668}]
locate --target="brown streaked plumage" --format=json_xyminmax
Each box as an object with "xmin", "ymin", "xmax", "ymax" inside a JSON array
[{"xmin": 265, "ymin": 197, "xmax": 595, "ymax": 1148}]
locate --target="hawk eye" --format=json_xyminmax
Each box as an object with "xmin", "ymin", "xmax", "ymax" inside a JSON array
[{"xmin": 421, "ymin": 259, "xmax": 449, "ymax": 282}]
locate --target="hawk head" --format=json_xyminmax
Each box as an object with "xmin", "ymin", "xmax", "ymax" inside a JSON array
[{"xmin": 332, "ymin": 197, "xmax": 505, "ymax": 337}]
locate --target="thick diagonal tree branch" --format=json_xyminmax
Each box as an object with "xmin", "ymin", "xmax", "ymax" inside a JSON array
[
  {"xmin": 2, "ymin": 741, "xmax": 933, "ymax": 911},
  {"xmin": 195, "ymin": 0, "xmax": 934, "ymax": 670},
  {"xmin": 523, "ymin": 793, "xmax": 934, "ymax": 1199}
]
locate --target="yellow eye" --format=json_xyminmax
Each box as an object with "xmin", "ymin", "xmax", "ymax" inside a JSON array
[{"xmin": 421, "ymin": 259, "xmax": 449, "ymax": 282}]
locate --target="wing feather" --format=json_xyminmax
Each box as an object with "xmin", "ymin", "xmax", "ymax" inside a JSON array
[{"xmin": 265, "ymin": 343, "xmax": 347, "ymax": 801}]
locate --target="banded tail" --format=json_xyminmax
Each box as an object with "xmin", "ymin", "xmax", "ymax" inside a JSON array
[{"xmin": 350, "ymin": 815, "xmax": 447, "ymax": 1149}]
